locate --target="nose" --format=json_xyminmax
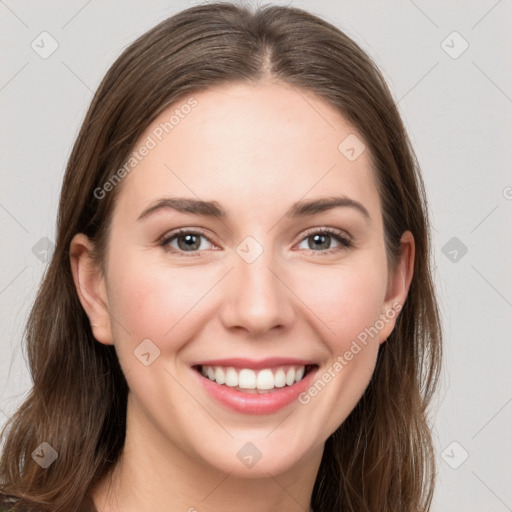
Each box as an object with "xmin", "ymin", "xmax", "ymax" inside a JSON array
[{"xmin": 218, "ymin": 249, "xmax": 295, "ymax": 337}]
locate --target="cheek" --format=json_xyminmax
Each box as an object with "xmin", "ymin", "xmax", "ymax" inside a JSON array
[
  {"xmin": 292, "ymin": 263, "xmax": 388, "ymax": 436},
  {"xmin": 106, "ymin": 252, "xmax": 214, "ymax": 348},
  {"xmin": 296, "ymin": 260, "xmax": 388, "ymax": 350}
]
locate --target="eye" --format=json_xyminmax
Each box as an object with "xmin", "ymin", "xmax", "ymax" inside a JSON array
[
  {"xmin": 159, "ymin": 227, "xmax": 353, "ymax": 257},
  {"xmin": 296, "ymin": 228, "xmax": 352, "ymax": 255},
  {"xmin": 160, "ymin": 228, "xmax": 216, "ymax": 256}
]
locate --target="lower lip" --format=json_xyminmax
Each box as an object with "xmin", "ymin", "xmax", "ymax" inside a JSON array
[{"xmin": 193, "ymin": 367, "xmax": 318, "ymax": 415}]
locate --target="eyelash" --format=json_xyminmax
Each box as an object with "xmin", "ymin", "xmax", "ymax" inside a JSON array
[{"xmin": 158, "ymin": 227, "xmax": 353, "ymax": 257}]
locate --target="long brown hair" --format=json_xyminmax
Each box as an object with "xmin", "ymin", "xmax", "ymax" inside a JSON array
[{"xmin": 0, "ymin": 3, "xmax": 442, "ymax": 511}]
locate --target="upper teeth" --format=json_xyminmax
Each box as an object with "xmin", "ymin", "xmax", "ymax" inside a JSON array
[{"xmin": 200, "ymin": 365, "xmax": 306, "ymax": 390}]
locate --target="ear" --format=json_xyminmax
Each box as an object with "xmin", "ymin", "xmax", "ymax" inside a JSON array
[
  {"xmin": 69, "ymin": 233, "xmax": 114, "ymax": 345},
  {"xmin": 378, "ymin": 230, "xmax": 415, "ymax": 343}
]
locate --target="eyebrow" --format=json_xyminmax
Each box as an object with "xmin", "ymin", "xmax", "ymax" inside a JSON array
[{"xmin": 137, "ymin": 195, "xmax": 371, "ymax": 222}]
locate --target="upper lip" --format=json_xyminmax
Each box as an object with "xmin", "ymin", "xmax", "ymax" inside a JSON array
[{"xmin": 191, "ymin": 357, "xmax": 317, "ymax": 370}]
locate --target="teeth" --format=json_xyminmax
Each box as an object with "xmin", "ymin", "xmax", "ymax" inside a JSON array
[
  {"xmin": 239, "ymin": 369, "xmax": 256, "ymax": 389},
  {"xmin": 225, "ymin": 367, "xmax": 238, "ymax": 387},
  {"xmin": 285, "ymin": 367, "xmax": 295, "ymax": 386},
  {"xmin": 214, "ymin": 367, "xmax": 226, "ymax": 385},
  {"xmin": 256, "ymin": 369, "xmax": 274, "ymax": 390},
  {"xmin": 199, "ymin": 365, "xmax": 308, "ymax": 391},
  {"xmin": 274, "ymin": 368, "xmax": 286, "ymax": 388}
]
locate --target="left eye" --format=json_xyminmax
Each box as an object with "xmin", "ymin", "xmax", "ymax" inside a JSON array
[{"xmin": 296, "ymin": 229, "xmax": 352, "ymax": 254}]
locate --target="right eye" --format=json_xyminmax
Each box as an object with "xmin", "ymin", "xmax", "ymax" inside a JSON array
[{"xmin": 160, "ymin": 228, "xmax": 217, "ymax": 256}]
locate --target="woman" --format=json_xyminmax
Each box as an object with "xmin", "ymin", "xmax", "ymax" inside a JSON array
[{"xmin": 0, "ymin": 2, "xmax": 442, "ymax": 511}]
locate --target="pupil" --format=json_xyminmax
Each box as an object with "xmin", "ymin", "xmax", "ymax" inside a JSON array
[
  {"xmin": 311, "ymin": 234, "xmax": 329, "ymax": 250},
  {"xmin": 179, "ymin": 234, "xmax": 199, "ymax": 251}
]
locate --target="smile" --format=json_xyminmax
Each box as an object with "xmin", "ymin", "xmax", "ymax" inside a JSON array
[
  {"xmin": 196, "ymin": 364, "xmax": 314, "ymax": 393},
  {"xmin": 191, "ymin": 359, "xmax": 319, "ymax": 414}
]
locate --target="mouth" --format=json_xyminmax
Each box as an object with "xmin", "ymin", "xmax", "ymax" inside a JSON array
[
  {"xmin": 190, "ymin": 357, "xmax": 320, "ymax": 414},
  {"xmin": 192, "ymin": 363, "xmax": 317, "ymax": 394}
]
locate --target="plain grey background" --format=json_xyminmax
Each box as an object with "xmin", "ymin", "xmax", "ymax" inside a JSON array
[{"xmin": 1, "ymin": 1, "xmax": 511, "ymax": 510}]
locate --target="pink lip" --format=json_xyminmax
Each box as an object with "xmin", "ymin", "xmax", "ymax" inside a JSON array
[
  {"xmin": 191, "ymin": 357, "xmax": 315, "ymax": 370},
  {"xmin": 192, "ymin": 364, "xmax": 319, "ymax": 415}
]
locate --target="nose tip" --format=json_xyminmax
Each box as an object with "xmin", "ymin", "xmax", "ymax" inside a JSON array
[{"xmin": 219, "ymin": 257, "xmax": 294, "ymax": 336}]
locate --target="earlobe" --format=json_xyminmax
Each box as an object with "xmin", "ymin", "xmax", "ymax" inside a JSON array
[
  {"xmin": 69, "ymin": 233, "xmax": 114, "ymax": 345},
  {"xmin": 379, "ymin": 230, "xmax": 415, "ymax": 343}
]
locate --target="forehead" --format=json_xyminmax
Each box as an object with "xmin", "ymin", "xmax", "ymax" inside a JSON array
[{"xmin": 113, "ymin": 81, "xmax": 380, "ymax": 222}]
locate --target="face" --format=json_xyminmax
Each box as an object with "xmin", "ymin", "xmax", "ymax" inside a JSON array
[{"xmin": 72, "ymin": 81, "xmax": 413, "ymax": 479}]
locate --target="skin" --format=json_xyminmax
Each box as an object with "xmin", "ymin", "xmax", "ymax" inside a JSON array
[{"xmin": 70, "ymin": 80, "xmax": 414, "ymax": 512}]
